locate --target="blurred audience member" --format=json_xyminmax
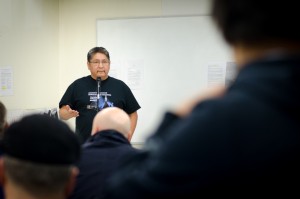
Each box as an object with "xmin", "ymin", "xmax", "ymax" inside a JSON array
[
  {"xmin": 0, "ymin": 101, "xmax": 8, "ymax": 140},
  {"xmin": 69, "ymin": 107, "xmax": 140, "ymax": 199},
  {"xmin": 0, "ymin": 101, "xmax": 8, "ymax": 199},
  {"xmin": 102, "ymin": 0, "xmax": 300, "ymax": 198},
  {"xmin": 0, "ymin": 114, "xmax": 81, "ymax": 199}
]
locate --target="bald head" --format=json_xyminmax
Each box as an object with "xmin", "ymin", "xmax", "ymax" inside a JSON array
[{"xmin": 91, "ymin": 107, "xmax": 131, "ymax": 139}]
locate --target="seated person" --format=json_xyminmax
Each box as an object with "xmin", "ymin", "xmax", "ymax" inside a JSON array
[
  {"xmin": 0, "ymin": 114, "xmax": 81, "ymax": 199},
  {"xmin": 69, "ymin": 107, "xmax": 140, "ymax": 199}
]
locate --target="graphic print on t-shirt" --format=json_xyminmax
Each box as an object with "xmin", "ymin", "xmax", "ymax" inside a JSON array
[
  {"xmin": 99, "ymin": 92, "xmax": 114, "ymax": 110},
  {"xmin": 88, "ymin": 91, "xmax": 114, "ymax": 111}
]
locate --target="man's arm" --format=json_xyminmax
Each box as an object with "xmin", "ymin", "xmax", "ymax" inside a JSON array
[
  {"xmin": 59, "ymin": 105, "xmax": 79, "ymax": 120},
  {"xmin": 128, "ymin": 111, "xmax": 138, "ymax": 141}
]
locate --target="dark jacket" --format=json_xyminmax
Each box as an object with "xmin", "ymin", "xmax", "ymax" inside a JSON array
[
  {"xmin": 103, "ymin": 53, "xmax": 300, "ymax": 198},
  {"xmin": 68, "ymin": 130, "xmax": 140, "ymax": 199}
]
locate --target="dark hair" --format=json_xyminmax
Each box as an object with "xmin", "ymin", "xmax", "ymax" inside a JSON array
[
  {"xmin": 0, "ymin": 101, "xmax": 7, "ymax": 138},
  {"xmin": 211, "ymin": 0, "xmax": 300, "ymax": 46},
  {"xmin": 87, "ymin": 47, "xmax": 110, "ymax": 62}
]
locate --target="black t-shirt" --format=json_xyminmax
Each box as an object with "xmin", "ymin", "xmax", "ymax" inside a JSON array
[{"xmin": 59, "ymin": 76, "xmax": 141, "ymax": 143}]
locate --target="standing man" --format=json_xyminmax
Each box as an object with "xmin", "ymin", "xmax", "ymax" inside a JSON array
[{"xmin": 59, "ymin": 47, "xmax": 141, "ymax": 143}]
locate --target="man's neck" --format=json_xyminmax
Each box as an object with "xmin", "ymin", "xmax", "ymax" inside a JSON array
[{"xmin": 5, "ymin": 183, "xmax": 65, "ymax": 199}]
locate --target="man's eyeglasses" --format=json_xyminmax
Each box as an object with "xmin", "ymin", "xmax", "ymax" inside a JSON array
[{"xmin": 89, "ymin": 60, "xmax": 110, "ymax": 66}]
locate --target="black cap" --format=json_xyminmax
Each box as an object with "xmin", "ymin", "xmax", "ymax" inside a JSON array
[{"xmin": 1, "ymin": 114, "xmax": 81, "ymax": 165}]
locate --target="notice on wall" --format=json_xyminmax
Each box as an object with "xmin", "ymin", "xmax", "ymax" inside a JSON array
[
  {"xmin": 125, "ymin": 59, "xmax": 144, "ymax": 90},
  {"xmin": 205, "ymin": 62, "xmax": 237, "ymax": 88},
  {"xmin": 0, "ymin": 66, "xmax": 13, "ymax": 96},
  {"xmin": 109, "ymin": 59, "xmax": 144, "ymax": 90}
]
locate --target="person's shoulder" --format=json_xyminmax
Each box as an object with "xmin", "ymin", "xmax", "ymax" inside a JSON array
[
  {"xmin": 76, "ymin": 75, "xmax": 91, "ymax": 81},
  {"xmin": 72, "ymin": 75, "xmax": 92, "ymax": 84},
  {"xmin": 106, "ymin": 76, "xmax": 127, "ymax": 85},
  {"xmin": 107, "ymin": 76, "xmax": 121, "ymax": 82},
  {"xmin": 193, "ymin": 88, "xmax": 253, "ymax": 122}
]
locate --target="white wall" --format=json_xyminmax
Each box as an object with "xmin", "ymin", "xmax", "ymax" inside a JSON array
[
  {"xmin": 0, "ymin": 0, "xmax": 59, "ymax": 109},
  {"xmin": 1, "ymin": 0, "xmax": 216, "ymax": 145},
  {"xmin": 95, "ymin": 15, "xmax": 232, "ymax": 143}
]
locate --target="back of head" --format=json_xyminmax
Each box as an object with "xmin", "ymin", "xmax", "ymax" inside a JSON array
[
  {"xmin": 1, "ymin": 114, "xmax": 81, "ymax": 197},
  {"xmin": 211, "ymin": 0, "xmax": 300, "ymax": 46},
  {"xmin": 0, "ymin": 101, "xmax": 7, "ymax": 139},
  {"xmin": 91, "ymin": 107, "xmax": 131, "ymax": 139},
  {"xmin": 2, "ymin": 114, "xmax": 80, "ymax": 165}
]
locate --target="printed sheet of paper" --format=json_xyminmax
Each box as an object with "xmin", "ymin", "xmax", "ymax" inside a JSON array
[
  {"xmin": 205, "ymin": 62, "xmax": 237, "ymax": 88},
  {"xmin": 0, "ymin": 66, "xmax": 13, "ymax": 96}
]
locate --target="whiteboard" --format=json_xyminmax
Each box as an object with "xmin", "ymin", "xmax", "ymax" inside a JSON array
[{"xmin": 97, "ymin": 16, "xmax": 233, "ymax": 143}]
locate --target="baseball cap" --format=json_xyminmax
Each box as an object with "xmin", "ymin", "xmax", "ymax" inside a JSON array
[{"xmin": 1, "ymin": 114, "xmax": 81, "ymax": 165}]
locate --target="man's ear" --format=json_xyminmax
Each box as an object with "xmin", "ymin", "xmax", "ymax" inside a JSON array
[
  {"xmin": 0, "ymin": 157, "xmax": 5, "ymax": 186},
  {"xmin": 65, "ymin": 166, "xmax": 79, "ymax": 197},
  {"xmin": 87, "ymin": 61, "xmax": 92, "ymax": 70}
]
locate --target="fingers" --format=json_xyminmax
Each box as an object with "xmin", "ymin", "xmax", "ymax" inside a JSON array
[
  {"xmin": 70, "ymin": 110, "xmax": 79, "ymax": 117},
  {"xmin": 65, "ymin": 105, "xmax": 79, "ymax": 117}
]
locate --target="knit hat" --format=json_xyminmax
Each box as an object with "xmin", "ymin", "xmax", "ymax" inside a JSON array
[{"xmin": 1, "ymin": 114, "xmax": 81, "ymax": 165}]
